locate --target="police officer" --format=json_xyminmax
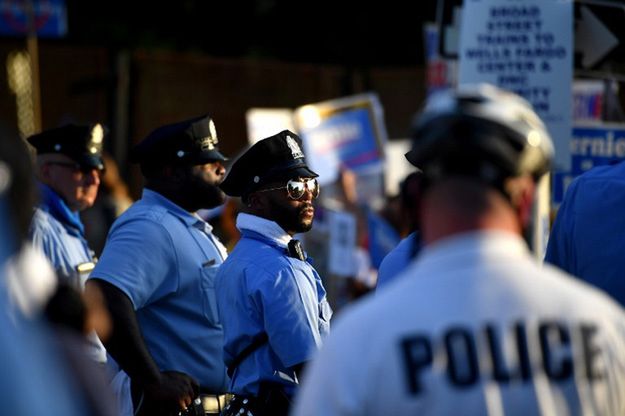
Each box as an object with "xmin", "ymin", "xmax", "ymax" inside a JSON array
[
  {"xmin": 215, "ymin": 130, "xmax": 332, "ymax": 416},
  {"xmin": 28, "ymin": 124, "xmax": 106, "ymax": 288},
  {"xmin": 87, "ymin": 114, "xmax": 230, "ymax": 416},
  {"xmin": 28, "ymin": 124, "xmax": 110, "ymax": 364},
  {"xmin": 293, "ymin": 84, "xmax": 625, "ymax": 415}
]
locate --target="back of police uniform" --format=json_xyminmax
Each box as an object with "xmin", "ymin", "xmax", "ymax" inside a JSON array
[
  {"xmin": 292, "ymin": 84, "xmax": 625, "ymax": 416},
  {"xmin": 295, "ymin": 244, "xmax": 625, "ymax": 415}
]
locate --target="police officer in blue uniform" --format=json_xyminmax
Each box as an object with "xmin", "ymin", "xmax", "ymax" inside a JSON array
[
  {"xmin": 28, "ymin": 124, "xmax": 110, "ymax": 366},
  {"xmin": 87, "ymin": 115, "xmax": 230, "ymax": 416},
  {"xmin": 215, "ymin": 130, "xmax": 332, "ymax": 416},
  {"xmin": 28, "ymin": 124, "xmax": 106, "ymax": 289}
]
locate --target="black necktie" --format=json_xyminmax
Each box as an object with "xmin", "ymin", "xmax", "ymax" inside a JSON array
[{"xmin": 288, "ymin": 239, "xmax": 306, "ymax": 261}]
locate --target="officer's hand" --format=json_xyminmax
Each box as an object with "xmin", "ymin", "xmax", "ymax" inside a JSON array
[{"xmin": 141, "ymin": 371, "xmax": 199, "ymax": 415}]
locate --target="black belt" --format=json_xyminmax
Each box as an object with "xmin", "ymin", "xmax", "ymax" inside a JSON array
[{"xmin": 221, "ymin": 383, "xmax": 291, "ymax": 416}]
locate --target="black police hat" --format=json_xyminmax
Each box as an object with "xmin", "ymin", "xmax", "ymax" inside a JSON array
[
  {"xmin": 130, "ymin": 115, "xmax": 226, "ymax": 166},
  {"xmin": 220, "ymin": 130, "xmax": 318, "ymax": 198},
  {"xmin": 27, "ymin": 124, "xmax": 106, "ymax": 171}
]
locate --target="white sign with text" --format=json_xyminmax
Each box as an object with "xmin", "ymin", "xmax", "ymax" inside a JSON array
[{"xmin": 458, "ymin": 0, "xmax": 573, "ymax": 171}]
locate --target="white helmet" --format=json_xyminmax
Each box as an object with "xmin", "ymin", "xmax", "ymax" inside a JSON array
[{"xmin": 405, "ymin": 83, "xmax": 554, "ymax": 187}]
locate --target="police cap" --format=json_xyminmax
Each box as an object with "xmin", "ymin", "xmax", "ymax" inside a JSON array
[
  {"xmin": 130, "ymin": 115, "xmax": 226, "ymax": 166},
  {"xmin": 27, "ymin": 124, "xmax": 106, "ymax": 171},
  {"xmin": 220, "ymin": 130, "xmax": 318, "ymax": 198}
]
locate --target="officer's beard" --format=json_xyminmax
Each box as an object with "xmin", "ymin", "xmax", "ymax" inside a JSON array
[
  {"xmin": 186, "ymin": 179, "xmax": 226, "ymax": 211},
  {"xmin": 170, "ymin": 171, "xmax": 226, "ymax": 212},
  {"xmin": 268, "ymin": 200, "xmax": 314, "ymax": 235}
]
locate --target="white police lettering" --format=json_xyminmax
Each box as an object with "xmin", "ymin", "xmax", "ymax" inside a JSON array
[
  {"xmin": 286, "ymin": 136, "xmax": 304, "ymax": 159},
  {"xmin": 400, "ymin": 321, "xmax": 604, "ymax": 394}
]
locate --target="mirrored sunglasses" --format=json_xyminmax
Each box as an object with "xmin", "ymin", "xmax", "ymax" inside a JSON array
[{"xmin": 260, "ymin": 178, "xmax": 320, "ymax": 200}]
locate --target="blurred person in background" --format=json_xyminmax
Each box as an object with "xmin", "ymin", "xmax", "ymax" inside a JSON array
[
  {"xmin": 293, "ymin": 84, "xmax": 625, "ymax": 415},
  {"xmin": 0, "ymin": 126, "xmax": 110, "ymax": 415},
  {"xmin": 216, "ymin": 130, "xmax": 332, "ymax": 416},
  {"xmin": 82, "ymin": 151, "xmax": 134, "ymax": 257},
  {"xmin": 376, "ymin": 169, "xmax": 424, "ymax": 291},
  {"xmin": 3, "ymin": 127, "xmax": 56, "ymax": 320},
  {"xmin": 544, "ymin": 159, "xmax": 625, "ymax": 306},
  {"xmin": 87, "ymin": 114, "xmax": 230, "ymax": 416},
  {"xmin": 339, "ymin": 168, "xmax": 378, "ymax": 300}
]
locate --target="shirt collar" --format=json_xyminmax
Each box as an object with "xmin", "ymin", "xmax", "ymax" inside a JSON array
[
  {"xmin": 417, "ymin": 230, "xmax": 530, "ymax": 269},
  {"xmin": 236, "ymin": 212, "xmax": 291, "ymax": 249},
  {"xmin": 38, "ymin": 183, "xmax": 84, "ymax": 235},
  {"xmin": 141, "ymin": 188, "xmax": 203, "ymax": 228}
]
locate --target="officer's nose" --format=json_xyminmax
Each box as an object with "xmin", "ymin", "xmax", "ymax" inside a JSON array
[
  {"xmin": 215, "ymin": 161, "xmax": 226, "ymax": 176},
  {"xmin": 300, "ymin": 187, "xmax": 314, "ymax": 202}
]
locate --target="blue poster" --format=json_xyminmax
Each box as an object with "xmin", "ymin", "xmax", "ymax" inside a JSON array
[
  {"xmin": 304, "ymin": 107, "xmax": 380, "ymax": 168},
  {"xmin": 553, "ymin": 124, "xmax": 625, "ymax": 204},
  {"xmin": 296, "ymin": 93, "xmax": 387, "ymax": 186}
]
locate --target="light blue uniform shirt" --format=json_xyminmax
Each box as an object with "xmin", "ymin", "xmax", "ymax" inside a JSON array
[
  {"xmin": 545, "ymin": 162, "xmax": 625, "ymax": 306},
  {"xmin": 89, "ymin": 189, "xmax": 229, "ymax": 392},
  {"xmin": 29, "ymin": 184, "xmax": 107, "ymax": 364},
  {"xmin": 29, "ymin": 184, "xmax": 94, "ymax": 287},
  {"xmin": 215, "ymin": 220, "xmax": 332, "ymax": 397},
  {"xmin": 376, "ymin": 232, "xmax": 420, "ymax": 291}
]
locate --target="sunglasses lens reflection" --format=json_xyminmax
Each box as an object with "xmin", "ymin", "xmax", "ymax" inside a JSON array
[
  {"xmin": 286, "ymin": 179, "xmax": 319, "ymax": 200},
  {"xmin": 287, "ymin": 181, "xmax": 304, "ymax": 199},
  {"xmin": 309, "ymin": 179, "xmax": 319, "ymax": 198}
]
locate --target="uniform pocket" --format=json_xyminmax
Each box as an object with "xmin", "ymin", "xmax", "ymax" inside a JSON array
[
  {"xmin": 318, "ymin": 299, "xmax": 333, "ymax": 336},
  {"xmin": 200, "ymin": 264, "xmax": 220, "ymax": 325}
]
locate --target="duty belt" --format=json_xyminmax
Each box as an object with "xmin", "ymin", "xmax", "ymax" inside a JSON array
[{"xmin": 200, "ymin": 393, "xmax": 232, "ymax": 415}]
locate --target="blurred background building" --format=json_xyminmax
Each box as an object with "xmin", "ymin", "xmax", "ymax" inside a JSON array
[{"xmin": 0, "ymin": 0, "xmax": 439, "ymax": 196}]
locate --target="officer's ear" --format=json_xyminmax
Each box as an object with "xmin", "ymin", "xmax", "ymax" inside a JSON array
[
  {"xmin": 247, "ymin": 192, "xmax": 261, "ymax": 209},
  {"xmin": 163, "ymin": 164, "xmax": 186, "ymax": 182},
  {"xmin": 504, "ymin": 175, "xmax": 535, "ymax": 229},
  {"xmin": 37, "ymin": 158, "xmax": 54, "ymax": 182},
  {"xmin": 247, "ymin": 191, "xmax": 268, "ymax": 212}
]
